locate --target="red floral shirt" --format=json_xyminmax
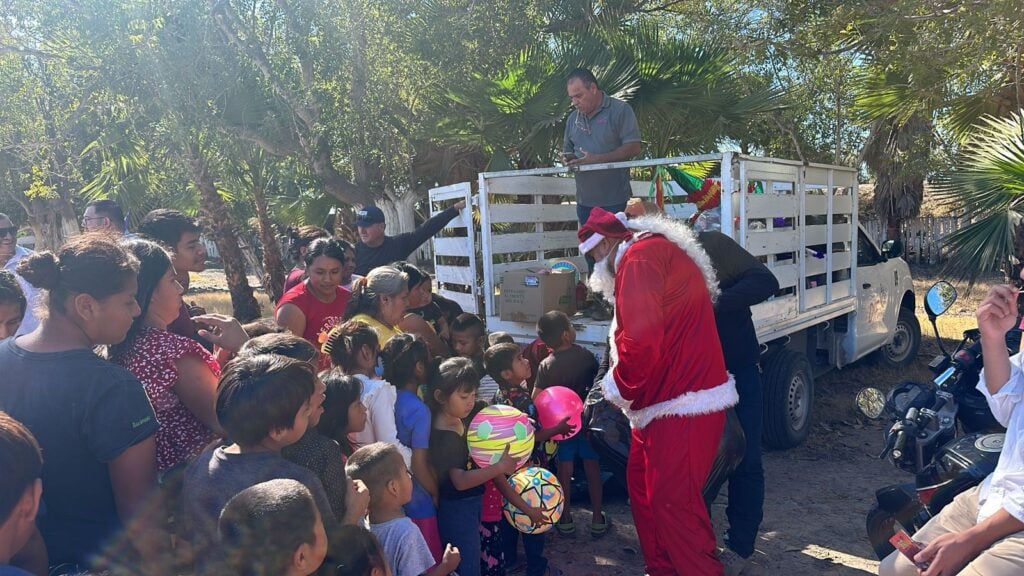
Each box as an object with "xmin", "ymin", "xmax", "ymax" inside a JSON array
[{"xmin": 114, "ymin": 326, "xmax": 221, "ymax": 471}]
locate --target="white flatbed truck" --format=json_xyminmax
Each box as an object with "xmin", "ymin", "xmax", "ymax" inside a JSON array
[{"xmin": 428, "ymin": 153, "xmax": 918, "ymax": 448}]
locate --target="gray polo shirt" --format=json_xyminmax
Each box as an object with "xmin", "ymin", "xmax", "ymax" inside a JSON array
[{"xmin": 563, "ymin": 93, "xmax": 641, "ymax": 207}]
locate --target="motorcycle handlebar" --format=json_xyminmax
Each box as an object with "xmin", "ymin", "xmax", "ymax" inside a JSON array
[{"xmin": 892, "ymin": 430, "xmax": 909, "ymax": 459}]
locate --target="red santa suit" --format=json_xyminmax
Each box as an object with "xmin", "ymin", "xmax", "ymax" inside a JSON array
[{"xmin": 581, "ymin": 208, "xmax": 737, "ymax": 576}]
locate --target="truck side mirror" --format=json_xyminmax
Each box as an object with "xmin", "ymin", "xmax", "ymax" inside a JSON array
[{"xmin": 881, "ymin": 239, "xmax": 902, "ymax": 259}]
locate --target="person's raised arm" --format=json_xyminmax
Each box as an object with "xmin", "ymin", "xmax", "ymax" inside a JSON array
[
  {"xmin": 976, "ymin": 284, "xmax": 1019, "ymax": 396},
  {"xmin": 394, "ymin": 201, "xmax": 466, "ymax": 258}
]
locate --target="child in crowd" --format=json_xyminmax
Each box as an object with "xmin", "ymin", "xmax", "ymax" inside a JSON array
[
  {"xmin": 429, "ymin": 357, "xmax": 519, "ymax": 576},
  {"xmin": 333, "ymin": 525, "xmax": 391, "ymax": 576},
  {"xmin": 181, "ymin": 354, "xmax": 335, "ymax": 572},
  {"xmin": 347, "ymin": 442, "xmax": 461, "ymax": 576},
  {"xmin": 317, "ymin": 370, "xmax": 369, "ymax": 459},
  {"xmin": 381, "ymin": 334, "xmax": 443, "ymax": 562},
  {"xmin": 521, "ymin": 338, "xmax": 551, "ymax": 395},
  {"xmin": 324, "ymin": 320, "xmax": 411, "ymax": 464},
  {"xmin": 534, "ymin": 311, "xmax": 606, "ymax": 537},
  {"xmin": 0, "ymin": 411, "xmax": 43, "ymax": 576},
  {"xmin": 450, "ymin": 314, "xmax": 499, "ymax": 403},
  {"xmin": 484, "ymin": 343, "xmax": 574, "ymax": 576},
  {"xmin": 0, "ymin": 271, "xmax": 25, "ymax": 340},
  {"xmin": 216, "ymin": 479, "xmax": 328, "ymax": 576},
  {"xmin": 239, "ymin": 333, "xmax": 367, "ymax": 525},
  {"xmin": 487, "ymin": 332, "xmax": 514, "ymax": 347}
]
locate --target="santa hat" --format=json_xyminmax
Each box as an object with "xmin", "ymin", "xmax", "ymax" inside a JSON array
[{"xmin": 578, "ymin": 207, "xmax": 633, "ymax": 254}]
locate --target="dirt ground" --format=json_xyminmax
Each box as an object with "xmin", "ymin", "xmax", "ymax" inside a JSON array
[{"xmin": 190, "ymin": 268, "xmax": 1000, "ymax": 576}]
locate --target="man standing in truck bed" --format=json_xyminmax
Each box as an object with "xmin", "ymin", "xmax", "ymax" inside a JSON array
[{"xmin": 563, "ymin": 67, "xmax": 642, "ymax": 320}]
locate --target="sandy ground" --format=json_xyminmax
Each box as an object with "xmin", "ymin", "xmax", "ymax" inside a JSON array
[{"xmin": 189, "ymin": 268, "xmax": 998, "ymax": 576}]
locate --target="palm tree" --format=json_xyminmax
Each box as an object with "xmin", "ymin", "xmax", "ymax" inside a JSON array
[
  {"xmin": 935, "ymin": 111, "xmax": 1024, "ymax": 287},
  {"xmin": 430, "ymin": 20, "xmax": 783, "ymax": 171},
  {"xmin": 860, "ymin": 113, "xmax": 932, "ymax": 241}
]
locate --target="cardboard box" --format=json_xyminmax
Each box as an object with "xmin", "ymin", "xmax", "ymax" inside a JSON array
[{"xmin": 499, "ymin": 268, "xmax": 577, "ymax": 323}]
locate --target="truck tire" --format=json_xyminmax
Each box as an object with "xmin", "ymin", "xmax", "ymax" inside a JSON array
[
  {"xmin": 762, "ymin": 349, "xmax": 814, "ymax": 449},
  {"xmin": 875, "ymin": 308, "xmax": 921, "ymax": 368}
]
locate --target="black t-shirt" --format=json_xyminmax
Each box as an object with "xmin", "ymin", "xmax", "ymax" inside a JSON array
[
  {"xmin": 534, "ymin": 344, "xmax": 600, "ymax": 401},
  {"xmin": 0, "ymin": 338, "xmax": 159, "ymax": 567},
  {"xmin": 430, "ymin": 427, "xmax": 483, "ymax": 500},
  {"xmin": 354, "ymin": 207, "xmax": 459, "ymax": 276}
]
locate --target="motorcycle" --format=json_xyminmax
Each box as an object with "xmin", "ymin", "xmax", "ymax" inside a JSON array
[{"xmin": 858, "ymin": 281, "xmax": 1019, "ymax": 560}]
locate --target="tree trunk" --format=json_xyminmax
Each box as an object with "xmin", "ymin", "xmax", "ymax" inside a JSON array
[
  {"xmin": 379, "ymin": 188, "xmax": 418, "ymax": 235},
  {"xmin": 11, "ymin": 192, "xmax": 75, "ymax": 251},
  {"xmin": 185, "ymin": 145, "xmax": 262, "ymax": 322},
  {"xmin": 251, "ymin": 184, "xmax": 286, "ymax": 302}
]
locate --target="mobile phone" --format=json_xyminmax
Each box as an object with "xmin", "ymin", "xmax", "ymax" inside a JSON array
[
  {"xmin": 561, "ymin": 151, "xmax": 577, "ymax": 162},
  {"xmin": 889, "ymin": 529, "xmax": 930, "ymax": 570}
]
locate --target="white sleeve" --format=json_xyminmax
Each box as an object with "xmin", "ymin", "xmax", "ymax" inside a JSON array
[
  {"xmin": 369, "ymin": 384, "xmax": 413, "ymax": 467},
  {"xmin": 978, "ymin": 353, "xmax": 1024, "ymax": 428}
]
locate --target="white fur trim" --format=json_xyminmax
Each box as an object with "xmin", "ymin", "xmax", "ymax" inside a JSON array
[
  {"xmin": 587, "ymin": 214, "xmax": 719, "ymax": 303},
  {"xmin": 602, "ymin": 366, "xmax": 737, "ymax": 429},
  {"xmin": 579, "ymin": 232, "xmax": 605, "ymax": 254},
  {"xmin": 599, "ymin": 312, "xmax": 737, "ymax": 429}
]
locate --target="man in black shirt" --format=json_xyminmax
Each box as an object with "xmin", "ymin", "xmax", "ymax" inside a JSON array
[
  {"xmin": 699, "ymin": 230, "xmax": 778, "ymax": 574},
  {"xmin": 354, "ymin": 201, "xmax": 466, "ymax": 276}
]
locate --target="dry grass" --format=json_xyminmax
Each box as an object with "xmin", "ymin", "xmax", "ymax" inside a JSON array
[{"xmin": 189, "ymin": 290, "xmax": 274, "ymax": 318}]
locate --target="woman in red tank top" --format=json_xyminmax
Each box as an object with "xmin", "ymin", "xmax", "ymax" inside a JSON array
[{"xmin": 276, "ymin": 237, "xmax": 353, "ymax": 369}]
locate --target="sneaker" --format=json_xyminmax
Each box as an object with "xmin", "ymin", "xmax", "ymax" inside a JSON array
[{"xmin": 718, "ymin": 548, "xmax": 751, "ymax": 576}]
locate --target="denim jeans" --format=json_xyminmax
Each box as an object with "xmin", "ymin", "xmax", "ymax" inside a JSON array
[
  {"xmin": 725, "ymin": 363, "xmax": 765, "ymax": 558},
  {"xmin": 501, "ymin": 525, "xmax": 547, "ymax": 576},
  {"xmin": 438, "ymin": 495, "xmax": 482, "ymax": 576},
  {"xmin": 577, "ymin": 202, "xmax": 628, "ymax": 273}
]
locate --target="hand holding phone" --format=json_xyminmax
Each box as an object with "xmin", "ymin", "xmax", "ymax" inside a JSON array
[{"xmin": 889, "ymin": 530, "xmax": 930, "ymax": 570}]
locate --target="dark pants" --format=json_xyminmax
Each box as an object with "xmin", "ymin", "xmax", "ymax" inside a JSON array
[
  {"xmin": 438, "ymin": 496, "xmax": 482, "ymax": 576},
  {"xmin": 577, "ymin": 202, "xmax": 628, "ymax": 273},
  {"xmin": 501, "ymin": 524, "xmax": 547, "ymax": 576},
  {"xmin": 725, "ymin": 363, "xmax": 765, "ymax": 558}
]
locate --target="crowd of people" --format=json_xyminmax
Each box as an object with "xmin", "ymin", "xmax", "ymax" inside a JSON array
[
  {"xmin": 2, "ymin": 65, "xmax": 1023, "ymax": 576},
  {"xmin": 0, "ymin": 189, "xmax": 614, "ymax": 576}
]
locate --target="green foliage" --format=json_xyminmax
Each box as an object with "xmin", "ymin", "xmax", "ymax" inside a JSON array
[{"xmin": 935, "ymin": 111, "xmax": 1024, "ymax": 286}]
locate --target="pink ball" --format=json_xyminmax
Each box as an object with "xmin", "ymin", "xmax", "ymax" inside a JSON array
[{"xmin": 534, "ymin": 386, "xmax": 584, "ymax": 441}]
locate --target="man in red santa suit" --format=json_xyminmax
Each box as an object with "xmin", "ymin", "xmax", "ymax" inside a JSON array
[{"xmin": 580, "ymin": 207, "xmax": 737, "ymax": 576}]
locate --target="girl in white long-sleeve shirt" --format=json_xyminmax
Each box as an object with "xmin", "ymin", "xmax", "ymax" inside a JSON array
[{"xmin": 323, "ymin": 320, "xmax": 412, "ymax": 466}]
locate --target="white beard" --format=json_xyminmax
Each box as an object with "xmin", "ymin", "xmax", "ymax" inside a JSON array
[{"xmin": 588, "ymin": 254, "xmax": 617, "ymax": 301}]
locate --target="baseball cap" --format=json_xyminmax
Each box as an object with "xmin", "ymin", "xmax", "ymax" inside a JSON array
[{"xmin": 355, "ymin": 206, "xmax": 385, "ymax": 227}]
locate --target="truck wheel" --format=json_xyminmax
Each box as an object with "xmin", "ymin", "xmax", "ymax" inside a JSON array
[
  {"xmin": 875, "ymin": 308, "xmax": 921, "ymax": 368},
  {"xmin": 762, "ymin": 349, "xmax": 814, "ymax": 449}
]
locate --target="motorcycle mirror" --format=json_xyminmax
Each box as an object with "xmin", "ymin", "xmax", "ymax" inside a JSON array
[
  {"xmin": 924, "ymin": 281, "xmax": 957, "ymax": 318},
  {"xmin": 855, "ymin": 387, "xmax": 886, "ymax": 419}
]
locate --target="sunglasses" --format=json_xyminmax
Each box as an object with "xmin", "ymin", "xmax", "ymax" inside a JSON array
[{"xmin": 0, "ymin": 226, "xmax": 16, "ymax": 237}]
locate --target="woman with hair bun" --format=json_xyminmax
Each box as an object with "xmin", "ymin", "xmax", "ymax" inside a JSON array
[
  {"xmin": 276, "ymin": 237, "xmax": 352, "ymax": 369},
  {"xmin": 283, "ymin": 225, "xmax": 330, "ymax": 293},
  {"xmin": 0, "ymin": 236, "xmax": 162, "ymax": 570},
  {"xmin": 344, "ymin": 265, "xmax": 409, "ymax": 349}
]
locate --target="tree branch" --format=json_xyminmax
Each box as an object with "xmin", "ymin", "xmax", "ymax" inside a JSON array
[
  {"xmin": 208, "ymin": 0, "xmax": 317, "ymax": 128},
  {"xmin": 217, "ymin": 123, "xmax": 300, "ymax": 157}
]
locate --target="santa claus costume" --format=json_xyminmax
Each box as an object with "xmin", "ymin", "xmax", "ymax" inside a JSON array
[{"xmin": 580, "ymin": 207, "xmax": 737, "ymax": 576}]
